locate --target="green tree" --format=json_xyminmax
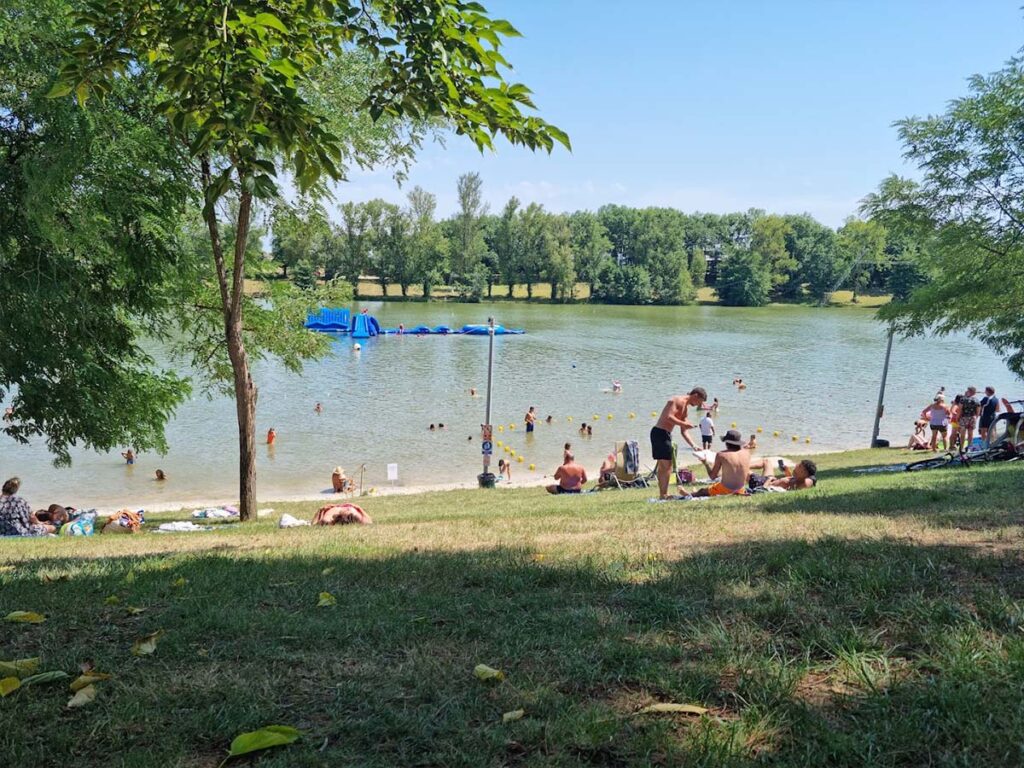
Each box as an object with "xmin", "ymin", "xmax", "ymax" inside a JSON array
[
  {"xmin": 518, "ymin": 202, "xmax": 549, "ymax": 298},
  {"xmin": 716, "ymin": 248, "xmax": 772, "ymax": 306},
  {"xmin": 592, "ymin": 263, "xmax": 653, "ymax": 305},
  {"xmin": 374, "ymin": 203, "xmax": 412, "ymax": 297},
  {"xmin": 749, "ymin": 214, "xmax": 795, "ymax": 299},
  {"xmin": 833, "ymin": 218, "xmax": 887, "ymax": 302},
  {"xmin": 57, "ymin": 0, "xmax": 568, "ymax": 520},
  {"xmin": 450, "ymin": 172, "xmax": 489, "ymax": 294},
  {"xmin": 1, "ymin": 0, "xmax": 193, "ymax": 462},
  {"xmin": 489, "ymin": 197, "xmax": 524, "ymax": 295},
  {"xmin": 568, "ymin": 211, "xmax": 612, "ymax": 295},
  {"xmin": 689, "ymin": 248, "xmax": 707, "ymax": 288},
  {"xmin": 406, "ymin": 186, "xmax": 448, "ymax": 298},
  {"xmin": 271, "ymin": 200, "xmax": 330, "ymax": 279},
  {"xmin": 544, "ymin": 215, "xmax": 576, "ymax": 301},
  {"xmin": 867, "ymin": 55, "xmax": 1024, "ymax": 374}
]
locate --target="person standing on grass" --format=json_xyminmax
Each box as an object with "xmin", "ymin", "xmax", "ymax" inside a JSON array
[
  {"xmin": 979, "ymin": 386, "xmax": 1000, "ymax": 442},
  {"xmin": 651, "ymin": 387, "xmax": 707, "ymax": 499},
  {"xmin": 957, "ymin": 386, "xmax": 981, "ymax": 448},
  {"xmin": 525, "ymin": 406, "xmax": 537, "ymax": 434},
  {"xmin": 921, "ymin": 396, "xmax": 951, "ymax": 451}
]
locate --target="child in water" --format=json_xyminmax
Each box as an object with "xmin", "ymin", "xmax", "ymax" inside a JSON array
[{"xmin": 121, "ymin": 449, "xmax": 135, "ymax": 465}]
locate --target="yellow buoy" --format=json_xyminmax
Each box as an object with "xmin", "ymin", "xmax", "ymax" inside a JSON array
[
  {"xmin": 791, "ymin": 435, "xmax": 798, "ymax": 441},
  {"xmin": 529, "ymin": 463, "xmax": 535, "ymax": 471},
  {"xmin": 805, "ymin": 437, "xmax": 811, "ymax": 444},
  {"xmin": 510, "ymin": 450, "xmax": 516, "ymax": 456},
  {"xmin": 629, "ymin": 412, "xmax": 636, "ymax": 419},
  {"xmin": 496, "ymin": 440, "xmax": 502, "ymax": 447},
  {"xmin": 567, "ymin": 416, "xmax": 573, "ymax": 422},
  {"xmin": 607, "ymin": 414, "xmax": 613, "ymax": 420},
  {"xmin": 773, "ymin": 431, "xmax": 780, "ymax": 437},
  {"xmin": 730, "ymin": 422, "xmax": 737, "ymax": 428},
  {"xmin": 504, "ymin": 445, "xmax": 510, "ymax": 453},
  {"xmin": 509, "ymin": 423, "xmax": 515, "ymax": 430},
  {"xmin": 592, "ymin": 415, "xmax": 599, "ymax": 421},
  {"xmin": 517, "ymin": 455, "xmax": 524, "ymax": 463},
  {"xmin": 651, "ymin": 411, "xmax": 657, "ymax": 418},
  {"xmin": 498, "ymin": 425, "xmax": 504, "ymax": 432},
  {"xmin": 756, "ymin": 427, "xmax": 763, "ymax": 434}
]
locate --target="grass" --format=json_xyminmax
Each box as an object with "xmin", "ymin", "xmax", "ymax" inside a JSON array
[{"xmin": 3, "ymin": 448, "xmax": 1023, "ymax": 767}]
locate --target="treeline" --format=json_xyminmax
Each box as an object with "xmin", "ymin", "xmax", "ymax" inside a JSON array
[{"xmin": 271, "ymin": 173, "xmax": 922, "ymax": 305}]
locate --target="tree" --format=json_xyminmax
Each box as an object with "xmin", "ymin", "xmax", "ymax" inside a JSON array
[
  {"xmin": 0, "ymin": 0, "xmax": 193, "ymax": 463},
  {"xmin": 689, "ymin": 248, "xmax": 708, "ymax": 288},
  {"xmin": 568, "ymin": 211, "xmax": 612, "ymax": 295},
  {"xmin": 450, "ymin": 172, "xmax": 489, "ymax": 294},
  {"xmin": 833, "ymin": 218, "xmax": 887, "ymax": 302},
  {"xmin": 749, "ymin": 214, "xmax": 795, "ymax": 299},
  {"xmin": 489, "ymin": 197, "xmax": 524, "ymax": 295},
  {"xmin": 864, "ymin": 55, "xmax": 1024, "ymax": 375},
  {"xmin": 715, "ymin": 248, "xmax": 771, "ymax": 306},
  {"xmin": 57, "ymin": 0, "xmax": 568, "ymax": 520},
  {"xmin": 543, "ymin": 214, "xmax": 575, "ymax": 301},
  {"xmin": 406, "ymin": 186, "xmax": 448, "ymax": 298},
  {"xmin": 374, "ymin": 203, "xmax": 411, "ymax": 297},
  {"xmin": 518, "ymin": 202, "xmax": 549, "ymax": 298},
  {"xmin": 271, "ymin": 200, "xmax": 330, "ymax": 279},
  {"xmin": 592, "ymin": 263, "xmax": 653, "ymax": 305}
]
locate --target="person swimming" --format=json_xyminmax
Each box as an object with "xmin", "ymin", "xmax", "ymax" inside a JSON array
[
  {"xmin": 266, "ymin": 428, "xmax": 277, "ymax": 445},
  {"xmin": 121, "ymin": 449, "xmax": 135, "ymax": 465},
  {"xmin": 155, "ymin": 469, "xmax": 167, "ymax": 481},
  {"xmin": 611, "ymin": 380, "xmax": 622, "ymax": 393}
]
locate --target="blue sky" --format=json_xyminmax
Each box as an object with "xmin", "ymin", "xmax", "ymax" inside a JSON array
[{"xmin": 335, "ymin": 1, "xmax": 1024, "ymax": 227}]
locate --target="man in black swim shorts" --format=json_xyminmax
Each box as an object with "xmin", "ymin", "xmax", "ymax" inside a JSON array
[{"xmin": 651, "ymin": 387, "xmax": 707, "ymax": 499}]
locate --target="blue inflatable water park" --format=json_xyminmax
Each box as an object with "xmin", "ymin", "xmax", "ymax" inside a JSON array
[{"xmin": 304, "ymin": 308, "xmax": 524, "ymax": 337}]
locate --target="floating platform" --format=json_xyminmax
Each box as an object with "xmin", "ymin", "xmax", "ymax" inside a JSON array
[{"xmin": 304, "ymin": 309, "xmax": 523, "ymax": 336}]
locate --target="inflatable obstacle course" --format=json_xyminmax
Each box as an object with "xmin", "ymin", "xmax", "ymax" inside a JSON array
[{"xmin": 304, "ymin": 309, "xmax": 524, "ymax": 336}]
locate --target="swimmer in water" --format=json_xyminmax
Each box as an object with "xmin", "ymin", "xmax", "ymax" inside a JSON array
[
  {"xmin": 267, "ymin": 428, "xmax": 277, "ymax": 445},
  {"xmin": 314, "ymin": 402, "xmax": 323, "ymax": 415},
  {"xmin": 611, "ymin": 380, "xmax": 622, "ymax": 393},
  {"xmin": 155, "ymin": 469, "xmax": 166, "ymax": 481},
  {"xmin": 470, "ymin": 387, "xmax": 477, "ymax": 397},
  {"xmin": 429, "ymin": 424, "xmax": 436, "ymax": 432},
  {"xmin": 545, "ymin": 415, "xmax": 553, "ymax": 424},
  {"xmin": 121, "ymin": 449, "xmax": 135, "ymax": 465}
]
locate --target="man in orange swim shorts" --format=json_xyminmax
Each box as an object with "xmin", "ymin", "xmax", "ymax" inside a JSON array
[{"xmin": 690, "ymin": 429, "xmax": 751, "ymax": 497}]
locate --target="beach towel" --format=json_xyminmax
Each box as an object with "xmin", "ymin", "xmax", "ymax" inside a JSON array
[
  {"xmin": 60, "ymin": 510, "xmax": 97, "ymax": 536},
  {"xmin": 623, "ymin": 440, "xmax": 640, "ymax": 475},
  {"xmin": 279, "ymin": 513, "xmax": 310, "ymax": 528},
  {"xmin": 156, "ymin": 521, "xmax": 213, "ymax": 533},
  {"xmin": 313, "ymin": 503, "xmax": 373, "ymax": 526}
]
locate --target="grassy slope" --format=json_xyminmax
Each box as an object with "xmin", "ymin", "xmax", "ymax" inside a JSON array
[{"xmin": 2, "ymin": 448, "xmax": 1023, "ymax": 767}]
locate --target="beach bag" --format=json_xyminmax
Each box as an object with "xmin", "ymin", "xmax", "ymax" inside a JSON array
[
  {"xmin": 313, "ymin": 504, "xmax": 372, "ymax": 526},
  {"xmin": 676, "ymin": 468, "xmax": 694, "ymax": 484},
  {"xmin": 101, "ymin": 510, "xmax": 144, "ymax": 534}
]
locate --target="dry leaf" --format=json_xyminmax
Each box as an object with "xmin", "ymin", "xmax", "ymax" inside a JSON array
[
  {"xmin": 66, "ymin": 684, "xmax": 97, "ymax": 708},
  {"xmin": 104, "ymin": 595, "xmax": 120, "ymax": 605},
  {"xmin": 132, "ymin": 630, "xmax": 165, "ymax": 656},
  {"xmin": 70, "ymin": 672, "xmax": 112, "ymax": 692},
  {"xmin": 0, "ymin": 658, "xmax": 40, "ymax": 678},
  {"xmin": 321, "ymin": 567, "xmax": 334, "ymax": 576},
  {"xmin": 316, "ymin": 591, "xmax": 336, "ymax": 608},
  {"xmin": 125, "ymin": 606, "xmax": 147, "ymax": 615},
  {"xmin": 4, "ymin": 611, "xmax": 45, "ymax": 624},
  {"xmin": 171, "ymin": 576, "xmax": 187, "ymax": 588},
  {"xmin": 0, "ymin": 677, "xmax": 20, "ymax": 697},
  {"xmin": 634, "ymin": 703, "xmax": 708, "ymax": 716},
  {"xmin": 473, "ymin": 664, "xmax": 505, "ymax": 683},
  {"xmin": 502, "ymin": 709, "xmax": 525, "ymax": 723}
]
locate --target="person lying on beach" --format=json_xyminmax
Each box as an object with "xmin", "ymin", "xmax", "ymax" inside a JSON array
[
  {"xmin": 34, "ymin": 504, "xmax": 69, "ymax": 529},
  {"xmin": 748, "ymin": 458, "xmax": 817, "ymax": 491},
  {"xmin": 546, "ymin": 452, "xmax": 587, "ymax": 494},
  {"xmin": 687, "ymin": 429, "xmax": 751, "ymax": 496}
]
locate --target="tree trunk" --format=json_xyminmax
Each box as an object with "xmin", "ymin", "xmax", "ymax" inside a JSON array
[
  {"xmin": 526, "ymin": 282, "xmax": 533, "ymax": 299},
  {"xmin": 550, "ymin": 282, "xmax": 558, "ymax": 301},
  {"xmin": 401, "ymin": 284, "xmax": 408, "ymax": 297},
  {"xmin": 282, "ymin": 264, "xmax": 288, "ymax": 279},
  {"xmin": 487, "ymin": 280, "xmax": 493, "ymax": 298}
]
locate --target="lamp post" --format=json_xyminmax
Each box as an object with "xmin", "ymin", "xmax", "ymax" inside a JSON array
[
  {"xmin": 478, "ymin": 317, "xmax": 496, "ymax": 488},
  {"xmin": 870, "ymin": 326, "xmax": 895, "ymax": 448}
]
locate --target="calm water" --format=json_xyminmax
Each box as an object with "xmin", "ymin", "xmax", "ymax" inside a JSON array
[{"xmin": 2, "ymin": 302, "xmax": 1020, "ymax": 508}]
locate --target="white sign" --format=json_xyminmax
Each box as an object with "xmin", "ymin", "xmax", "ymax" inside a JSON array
[{"xmin": 386, "ymin": 463, "xmax": 398, "ymax": 481}]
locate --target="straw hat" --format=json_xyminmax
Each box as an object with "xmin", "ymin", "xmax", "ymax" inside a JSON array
[{"xmin": 332, "ymin": 466, "xmax": 345, "ymax": 476}]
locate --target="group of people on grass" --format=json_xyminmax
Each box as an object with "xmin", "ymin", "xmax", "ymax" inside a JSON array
[
  {"xmin": 0, "ymin": 477, "xmax": 71, "ymax": 536},
  {"xmin": 543, "ymin": 386, "xmax": 815, "ymax": 499},
  {"xmin": 912, "ymin": 385, "xmax": 1009, "ymax": 452}
]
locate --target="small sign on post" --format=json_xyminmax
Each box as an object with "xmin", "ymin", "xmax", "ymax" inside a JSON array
[
  {"xmin": 481, "ymin": 440, "xmax": 493, "ymax": 455},
  {"xmin": 386, "ymin": 463, "xmax": 398, "ymax": 485}
]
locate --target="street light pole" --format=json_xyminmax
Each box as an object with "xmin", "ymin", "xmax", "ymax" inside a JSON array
[
  {"xmin": 478, "ymin": 317, "xmax": 496, "ymax": 488},
  {"xmin": 870, "ymin": 326, "xmax": 895, "ymax": 448}
]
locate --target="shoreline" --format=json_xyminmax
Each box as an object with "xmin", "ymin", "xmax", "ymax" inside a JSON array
[{"xmin": 91, "ymin": 444, "xmax": 858, "ymax": 516}]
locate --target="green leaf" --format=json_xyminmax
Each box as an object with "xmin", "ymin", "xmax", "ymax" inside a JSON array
[
  {"xmin": 253, "ymin": 13, "xmax": 288, "ymax": 34},
  {"xmin": 316, "ymin": 591, "xmax": 336, "ymax": 607},
  {"xmin": 46, "ymin": 81, "xmax": 73, "ymax": 99},
  {"xmin": 20, "ymin": 671, "xmax": 70, "ymax": 687},
  {"xmin": 0, "ymin": 677, "xmax": 21, "ymax": 697},
  {"xmin": 225, "ymin": 725, "xmax": 301, "ymax": 761},
  {"xmin": 269, "ymin": 59, "xmax": 301, "ymax": 78},
  {"xmin": 0, "ymin": 658, "xmax": 40, "ymax": 678}
]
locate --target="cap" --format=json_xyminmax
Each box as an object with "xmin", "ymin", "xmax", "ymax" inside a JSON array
[{"xmin": 721, "ymin": 428, "xmax": 743, "ymax": 447}]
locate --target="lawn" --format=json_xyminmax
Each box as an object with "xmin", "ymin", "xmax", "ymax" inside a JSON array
[{"xmin": 2, "ymin": 448, "xmax": 1023, "ymax": 767}]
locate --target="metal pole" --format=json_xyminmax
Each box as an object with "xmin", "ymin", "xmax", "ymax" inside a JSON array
[
  {"xmin": 870, "ymin": 327, "xmax": 895, "ymax": 448},
  {"xmin": 478, "ymin": 317, "xmax": 496, "ymax": 487}
]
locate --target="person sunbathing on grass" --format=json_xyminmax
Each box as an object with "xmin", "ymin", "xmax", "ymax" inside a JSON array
[
  {"xmin": 748, "ymin": 459, "xmax": 818, "ymax": 491},
  {"xmin": 546, "ymin": 452, "xmax": 588, "ymax": 495},
  {"xmin": 687, "ymin": 429, "xmax": 751, "ymax": 497}
]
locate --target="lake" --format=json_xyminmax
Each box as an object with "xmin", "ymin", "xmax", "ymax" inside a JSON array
[{"xmin": 2, "ymin": 302, "xmax": 1019, "ymax": 509}]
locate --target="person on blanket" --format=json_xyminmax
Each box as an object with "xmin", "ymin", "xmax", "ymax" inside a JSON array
[{"xmin": 688, "ymin": 429, "xmax": 751, "ymax": 497}]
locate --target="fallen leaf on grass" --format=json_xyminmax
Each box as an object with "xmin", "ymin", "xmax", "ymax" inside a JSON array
[
  {"xmin": 124, "ymin": 571, "xmax": 136, "ymax": 584},
  {"xmin": 502, "ymin": 709, "xmax": 525, "ymax": 723},
  {"xmin": 316, "ymin": 592, "xmax": 336, "ymax": 608},
  {"xmin": 21, "ymin": 671, "xmax": 69, "ymax": 687},
  {"xmin": 125, "ymin": 606, "xmax": 146, "ymax": 615},
  {"xmin": 132, "ymin": 630, "xmax": 165, "ymax": 656},
  {"xmin": 0, "ymin": 658, "xmax": 40, "ymax": 677},
  {"xmin": 66, "ymin": 684, "xmax": 97, "ymax": 708},
  {"xmin": 4, "ymin": 611, "xmax": 45, "ymax": 624},
  {"xmin": 104, "ymin": 595, "xmax": 120, "ymax": 605},
  {"xmin": 634, "ymin": 703, "xmax": 708, "ymax": 716},
  {"xmin": 473, "ymin": 664, "xmax": 505, "ymax": 683},
  {"xmin": 321, "ymin": 567, "xmax": 334, "ymax": 576},
  {"xmin": 223, "ymin": 725, "xmax": 301, "ymax": 764},
  {"xmin": 70, "ymin": 673, "xmax": 111, "ymax": 692},
  {"xmin": 0, "ymin": 677, "xmax": 20, "ymax": 697},
  {"xmin": 171, "ymin": 576, "xmax": 187, "ymax": 588}
]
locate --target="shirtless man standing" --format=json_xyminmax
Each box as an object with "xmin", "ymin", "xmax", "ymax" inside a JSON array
[
  {"xmin": 690, "ymin": 429, "xmax": 751, "ymax": 496},
  {"xmin": 650, "ymin": 387, "xmax": 707, "ymax": 499}
]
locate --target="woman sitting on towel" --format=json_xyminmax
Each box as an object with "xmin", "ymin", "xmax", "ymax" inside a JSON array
[{"xmin": 331, "ymin": 466, "xmax": 353, "ymax": 493}]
